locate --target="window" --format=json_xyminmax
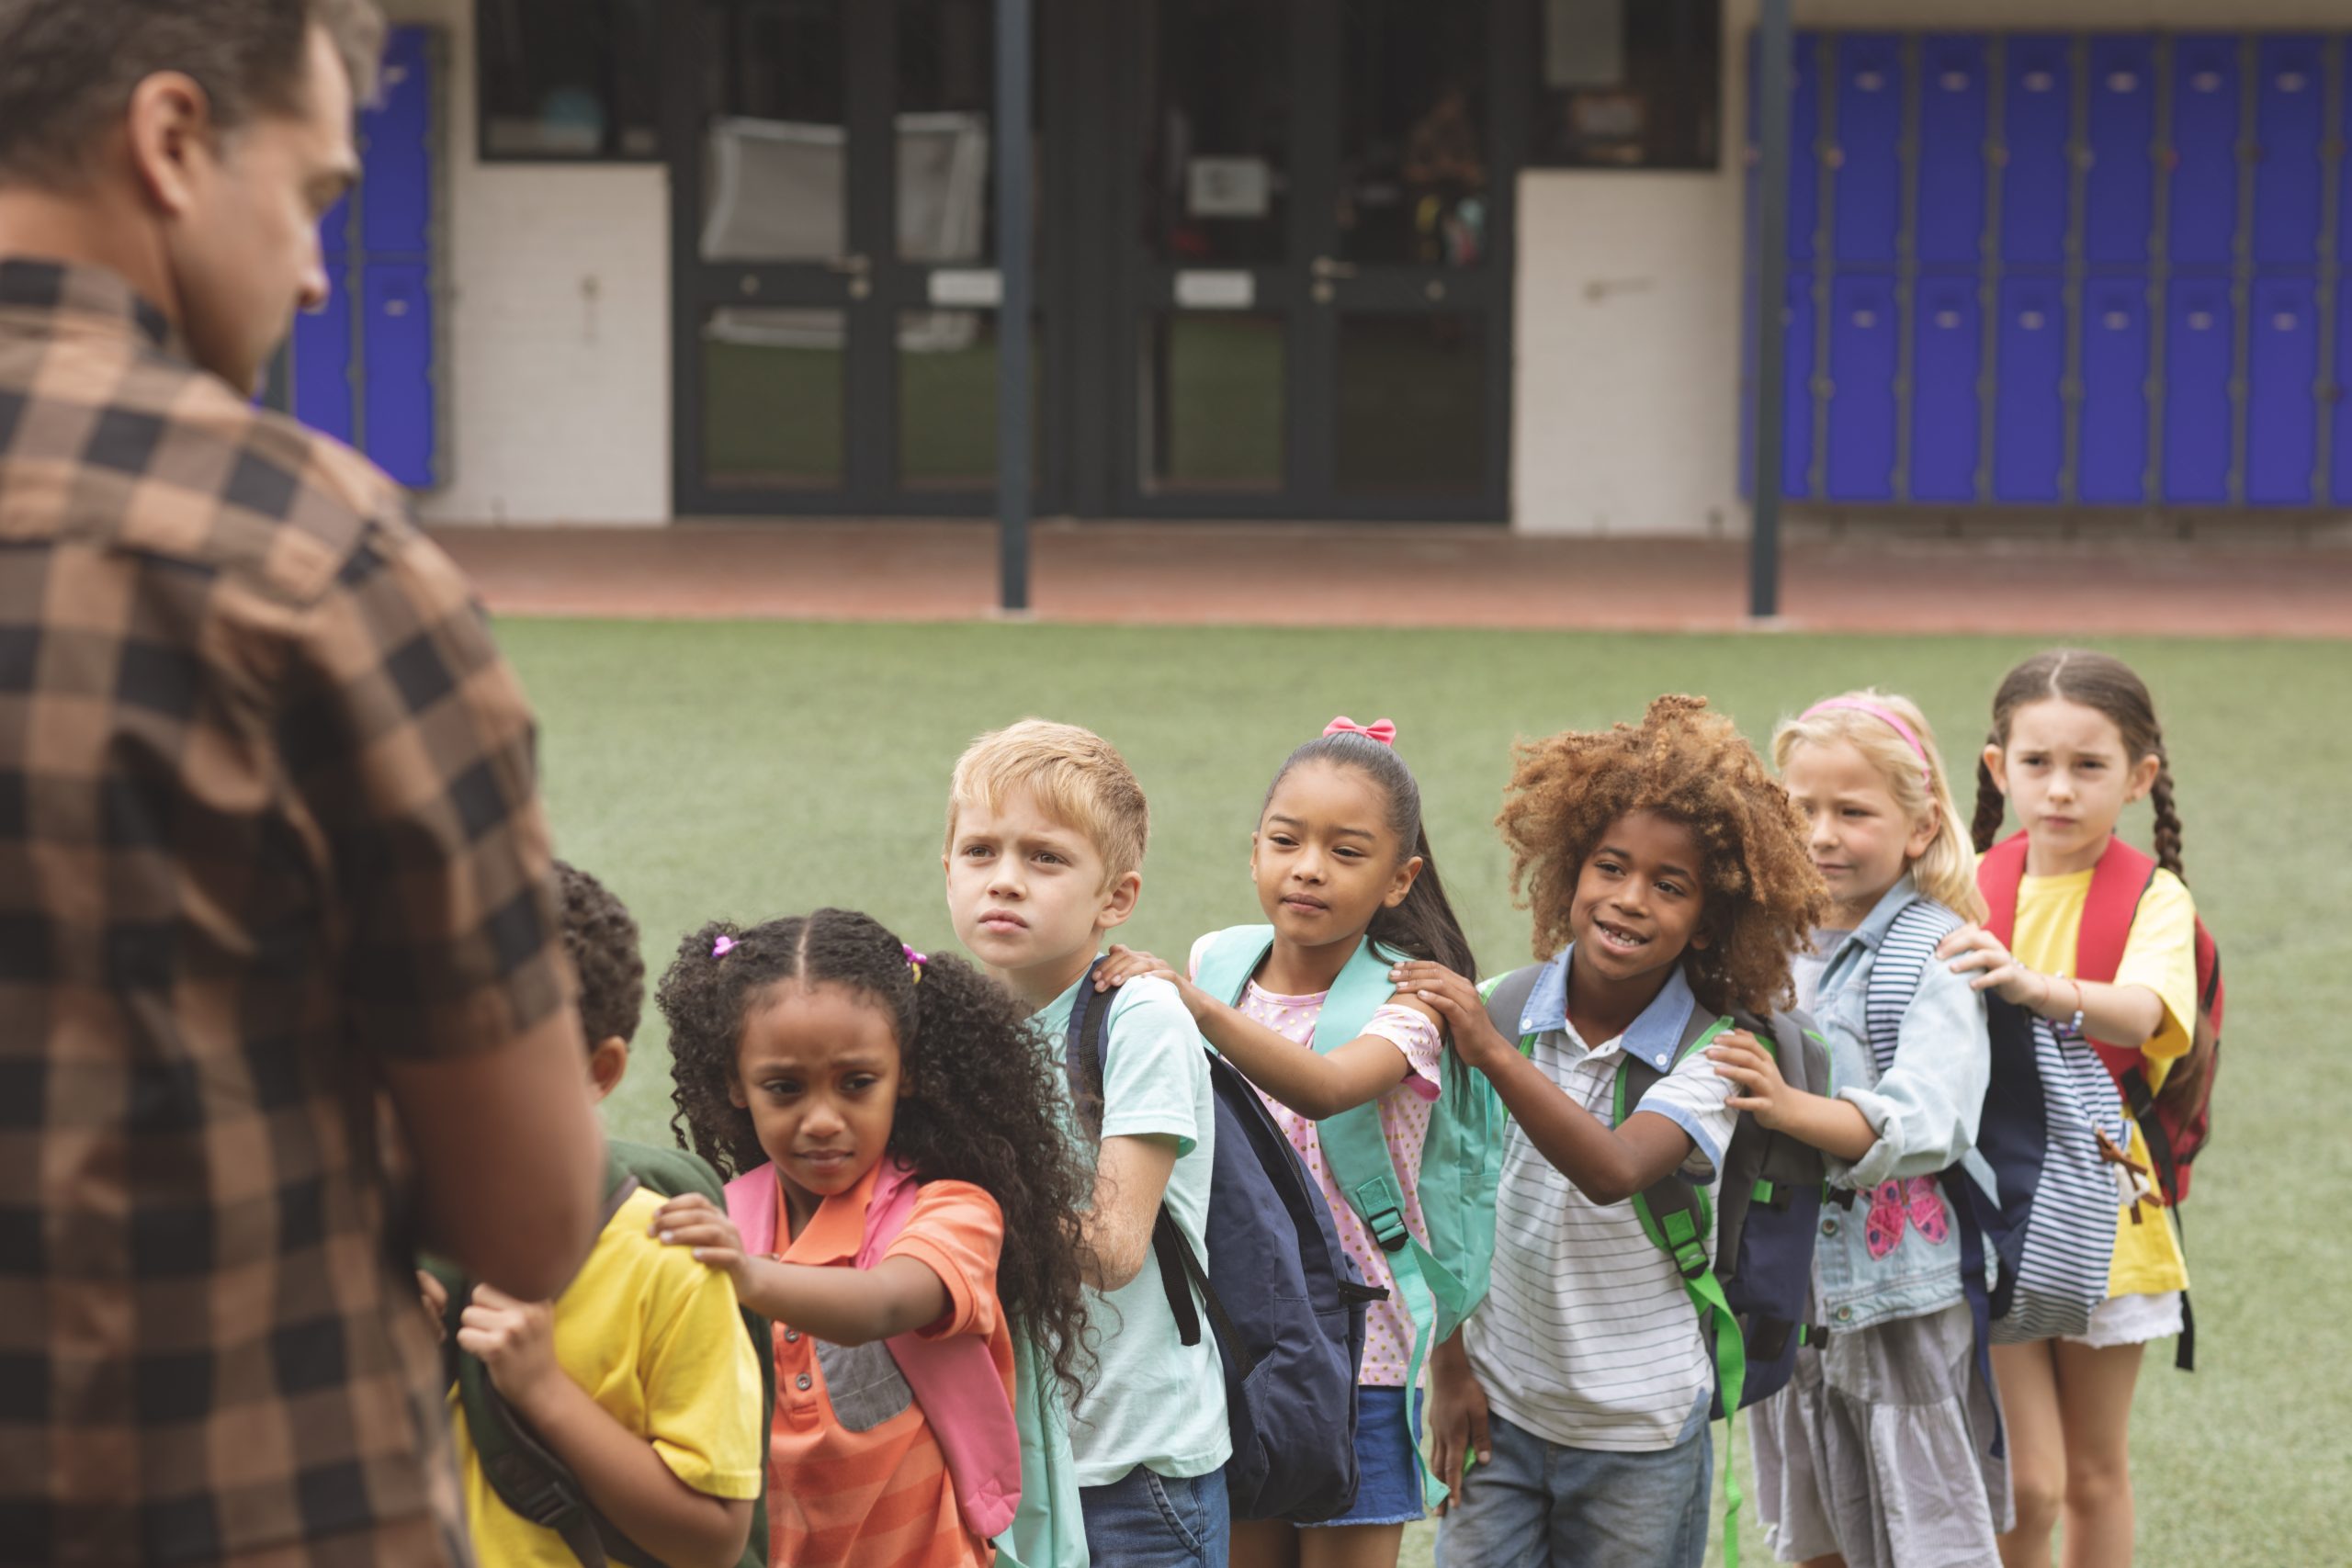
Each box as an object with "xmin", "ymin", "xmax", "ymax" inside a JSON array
[
  {"xmin": 1530, "ymin": 0, "xmax": 1720, "ymax": 170},
  {"xmin": 477, "ymin": 0, "xmax": 661, "ymax": 161}
]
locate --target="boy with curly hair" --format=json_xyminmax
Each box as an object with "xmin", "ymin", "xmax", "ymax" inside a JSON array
[{"xmin": 1395, "ymin": 695, "xmax": 1826, "ymax": 1568}]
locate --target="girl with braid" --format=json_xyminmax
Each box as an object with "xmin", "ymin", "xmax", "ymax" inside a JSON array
[
  {"xmin": 1936, "ymin": 651, "xmax": 2199, "ymax": 1568},
  {"xmin": 652, "ymin": 908, "xmax": 1094, "ymax": 1568}
]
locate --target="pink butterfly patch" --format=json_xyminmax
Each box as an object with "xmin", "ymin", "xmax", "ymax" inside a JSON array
[{"xmin": 1863, "ymin": 1176, "xmax": 1950, "ymax": 1258}]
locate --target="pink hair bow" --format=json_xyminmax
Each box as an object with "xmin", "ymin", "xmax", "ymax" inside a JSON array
[
  {"xmin": 711, "ymin": 935, "xmax": 738, "ymax": 959},
  {"xmin": 1324, "ymin": 716, "xmax": 1397, "ymax": 747}
]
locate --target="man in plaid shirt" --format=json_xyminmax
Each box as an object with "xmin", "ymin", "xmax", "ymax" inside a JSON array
[{"xmin": 0, "ymin": 3, "xmax": 609, "ymax": 1562}]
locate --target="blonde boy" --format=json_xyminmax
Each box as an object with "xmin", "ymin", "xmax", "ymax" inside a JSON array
[{"xmin": 945, "ymin": 721, "xmax": 1233, "ymax": 1568}]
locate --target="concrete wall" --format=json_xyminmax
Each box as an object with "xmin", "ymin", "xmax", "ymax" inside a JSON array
[
  {"xmin": 1510, "ymin": 0, "xmax": 2352, "ymax": 536},
  {"xmin": 387, "ymin": 0, "xmax": 672, "ymax": 525}
]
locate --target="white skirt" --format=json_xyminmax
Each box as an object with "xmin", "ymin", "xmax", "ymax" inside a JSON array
[{"xmin": 2062, "ymin": 1290, "xmax": 2184, "ymax": 1349}]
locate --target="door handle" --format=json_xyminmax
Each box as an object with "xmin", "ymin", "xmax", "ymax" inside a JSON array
[{"xmin": 1310, "ymin": 255, "xmax": 1357, "ymax": 280}]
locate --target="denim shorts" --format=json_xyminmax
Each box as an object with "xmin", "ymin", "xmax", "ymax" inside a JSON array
[
  {"xmin": 1304, "ymin": 1385, "xmax": 1425, "ymax": 1529},
  {"xmin": 1434, "ymin": 1399, "xmax": 1713, "ymax": 1568},
  {"xmin": 1080, "ymin": 1462, "xmax": 1231, "ymax": 1568}
]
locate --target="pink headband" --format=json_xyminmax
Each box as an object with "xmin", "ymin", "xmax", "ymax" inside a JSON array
[{"xmin": 1801, "ymin": 697, "xmax": 1933, "ymax": 789}]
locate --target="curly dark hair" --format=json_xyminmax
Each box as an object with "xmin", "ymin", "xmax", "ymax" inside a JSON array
[
  {"xmin": 1496, "ymin": 694, "xmax": 1828, "ymax": 1015},
  {"xmin": 658, "ymin": 908, "xmax": 1093, "ymax": 1402},
  {"xmin": 554, "ymin": 860, "xmax": 645, "ymax": 1048}
]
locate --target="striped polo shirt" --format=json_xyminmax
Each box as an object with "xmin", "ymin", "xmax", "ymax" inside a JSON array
[{"xmin": 1463, "ymin": 953, "xmax": 1738, "ymax": 1452}]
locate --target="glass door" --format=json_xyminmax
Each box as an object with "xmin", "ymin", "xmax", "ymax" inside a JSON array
[
  {"xmin": 1112, "ymin": 0, "xmax": 1513, "ymax": 519},
  {"xmin": 669, "ymin": 0, "xmax": 1047, "ymax": 513}
]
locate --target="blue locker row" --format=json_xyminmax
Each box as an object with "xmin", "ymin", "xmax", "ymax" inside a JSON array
[
  {"xmin": 287, "ymin": 26, "xmax": 439, "ymax": 489},
  {"xmin": 1744, "ymin": 270, "xmax": 2352, "ymax": 505},
  {"xmin": 1750, "ymin": 32, "xmax": 2352, "ymax": 270}
]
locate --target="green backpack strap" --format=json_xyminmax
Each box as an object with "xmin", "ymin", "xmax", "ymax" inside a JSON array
[{"xmin": 1615, "ymin": 1010, "xmax": 1753, "ymax": 1568}]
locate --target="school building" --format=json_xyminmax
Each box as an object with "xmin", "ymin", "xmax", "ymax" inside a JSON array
[{"xmin": 298, "ymin": 0, "xmax": 2352, "ymax": 535}]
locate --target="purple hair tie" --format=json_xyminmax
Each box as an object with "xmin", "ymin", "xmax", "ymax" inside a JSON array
[{"xmin": 902, "ymin": 942, "xmax": 928, "ymax": 983}]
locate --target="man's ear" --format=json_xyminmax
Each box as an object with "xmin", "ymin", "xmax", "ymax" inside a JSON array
[
  {"xmin": 124, "ymin": 71, "xmax": 216, "ymax": 218},
  {"xmin": 586, "ymin": 1038, "xmax": 628, "ymax": 1105},
  {"xmin": 1384, "ymin": 854, "xmax": 1425, "ymax": 910},
  {"xmin": 1096, "ymin": 868, "xmax": 1144, "ymax": 932}
]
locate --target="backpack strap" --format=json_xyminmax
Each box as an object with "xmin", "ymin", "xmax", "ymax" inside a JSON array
[
  {"xmin": 1864, "ymin": 898, "xmax": 1967, "ymax": 1077},
  {"xmin": 1065, "ymin": 961, "xmax": 1219, "ymax": 1358},
  {"xmin": 451, "ymin": 1170, "xmax": 658, "ymax": 1568},
  {"xmin": 1977, "ymin": 831, "xmax": 2032, "ymax": 946},
  {"xmin": 1476, "ymin": 964, "xmax": 1549, "ymax": 1047}
]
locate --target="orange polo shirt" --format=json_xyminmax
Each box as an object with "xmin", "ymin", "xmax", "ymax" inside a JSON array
[{"xmin": 769, "ymin": 1164, "xmax": 1013, "ymax": 1568}]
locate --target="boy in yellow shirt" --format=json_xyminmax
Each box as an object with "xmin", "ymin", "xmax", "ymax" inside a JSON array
[{"xmin": 435, "ymin": 862, "xmax": 767, "ymax": 1568}]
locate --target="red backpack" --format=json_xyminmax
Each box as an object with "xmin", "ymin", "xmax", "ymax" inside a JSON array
[{"xmin": 1979, "ymin": 832, "xmax": 2224, "ymax": 1370}]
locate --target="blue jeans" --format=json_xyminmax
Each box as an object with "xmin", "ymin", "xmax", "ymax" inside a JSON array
[
  {"xmin": 1080, "ymin": 1464, "xmax": 1231, "ymax": 1568},
  {"xmin": 1434, "ymin": 1406, "xmax": 1712, "ymax": 1568}
]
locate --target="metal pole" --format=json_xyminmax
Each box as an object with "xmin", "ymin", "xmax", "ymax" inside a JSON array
[
  {"xmin": 995, "ymin": 0, "xmax": 1034, "ymax": 613},
  {"xmin": 1751, "ymin": 0, "xmax": 1793, "ymax": 619}
]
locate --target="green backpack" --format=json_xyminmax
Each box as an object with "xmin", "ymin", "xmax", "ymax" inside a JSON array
[
  {"xmin": 1193, "ymin": 926, "xmax": 1504, "ymax": 1508},
  {"xmin": 428, "ymin": 1139, "xmax": 775, "ymax": 1568}
]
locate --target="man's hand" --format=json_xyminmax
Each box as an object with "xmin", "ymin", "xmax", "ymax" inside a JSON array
[
  {"xmin": 457, "ymin": 1285, "xmax": 564, "ymax": 1421},
  {"xmin": 1424, "ymin": 1333, "xmax": 1493, "ymax": 1516}
]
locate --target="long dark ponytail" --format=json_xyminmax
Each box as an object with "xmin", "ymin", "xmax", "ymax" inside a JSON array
[{"xmin": 1265, "ymin": 726, "xmax": 1478, "ymax": 980}]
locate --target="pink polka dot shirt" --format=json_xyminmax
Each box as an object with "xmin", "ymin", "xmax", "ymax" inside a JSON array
[{"xmin": 1207, "ymin": 964, "xmax": 1446, "ymax": 1388}]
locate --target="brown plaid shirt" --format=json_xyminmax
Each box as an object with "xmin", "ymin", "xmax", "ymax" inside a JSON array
[{"xmin": 0, "ymin": 259, "xmax": 575, "ymax": 1566}]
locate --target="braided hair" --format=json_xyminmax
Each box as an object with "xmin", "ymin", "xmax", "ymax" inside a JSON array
[
  {"xmin": 658, "ymin": 908, "xmax": 1093, "ymax": 1400},
  {"xmin": 1973, "ymin": 649, "xmax": 2185, "ymax": 880}
]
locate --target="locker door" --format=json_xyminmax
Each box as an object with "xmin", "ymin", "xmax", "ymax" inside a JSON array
[
  {"xmin": 2251, "ymin": 36, "xmax": 2324, "ymax": 266},
  {"xmin": 1993, "ymin": 276, "xmax": 2066, "ymax": 501},
  {"xmin": 361, "ymin": 28, "xmax": 433, "ymax": 257},
  {"xmin": 1750, "ymin": 33, "xmax": 1825, "ymax": 265},
  {"xmin": 2162, "ymin": 277, "xmax": 2234, "ymax": 502},
  {"xmin": 1910, "ymin": 275, "xmax": 1982, "ymax": 502},
  {"xmin": 1785, "ymin": 274, "xmax": 1819, "ymax": 497},
  {"xmin": 2084, "ymin": 36, "xmax": 2156, "ymax": 265},
  {"xmin": 2077, "ymin": 277, "xmax": 2151, "ymax": 503},
  {"xmin": 291, "ymin": 268, "xmax": 355, "ymax": 446},
  {"xmin": 2001, "ymin": 35, "xmax": 2075, "ymax": 267},
  {"xmin": 361, "ymin": 265, "xmax": 436, "ymax": 488},
  {"xmin": 2167, "ymin": 36, "xmax": 2242, "ymax": 269},
  {"xmin": 1826, "ymin": 273, "xmax": 1898, "ymax": 499},
  {"xmin": 2335, "ymin": 277, "xmax": 2352, "ymax": 504},
  {"xmin": 2245, "ymin": 276, "xmax": 2318, "ymax": 503},
  {"xmin": 1916, "ymin": 36, "xmax": 1989, "ymax": 265},
  {"xmin": 1831, "ymin": 34, "xmax": 1905, "ymax": 265}
]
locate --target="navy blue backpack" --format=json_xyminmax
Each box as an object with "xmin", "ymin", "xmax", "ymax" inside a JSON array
[{"xmin": 1067, "ymin": 961, "xmax": 1384, "ymax": 1522}]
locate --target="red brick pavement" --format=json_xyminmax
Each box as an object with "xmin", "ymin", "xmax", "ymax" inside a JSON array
[{"xmin": 432, "ymin": 520, "xmax": 2352, "ymax": 639}]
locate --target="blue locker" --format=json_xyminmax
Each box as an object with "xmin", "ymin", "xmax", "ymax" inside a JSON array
[
  {"xmin": 2077, "ymin": 277, "xmax": 2151, "ymax": 503},
  {"xmin": 2162, "ymin": 277, "xmax": 2234, "ymax": 502},
  {"xmin": 2342, "ymin": 41, "xmax": 2352, "ymax": 274},
  {"xmin": 1826, "ymin": 273, "xmax": 1898, "ymax": 499},
  {"xmin": 2245, "ymin": 276, "xmax": 2317, "ymax": 504},
  {"xmin": 291, "ymin": 268, "xmax": 355, "ymax": 446},
  {"xmin": 1993, "ymin": 276, "xmax": 2066, "ymax": 501},
  {"xmin": 361, "ymin": 265, "xmax": 436, "ymax": 488},
  {"xmin": 2335, "ymin": 278, "xmax": 2352, "ymax": 504},
  {"xmin": 1910, "ymin": 275, "xmax": 1983, "ymax": 501},
  {"xmin": 1747, "ymin": 32, "xmax": 1824, "ymax": 265},
  {"xmin": 1831, "ymin": 35, "xmax": 1905, "ymax": 264},
  {"xmin": 361, "ymin": 28, "xmax": 433, "ymax": 256},
  {"xmin": 2001, "ymin": 35, "xmax": 2075, "ymax": 267},
  {"xmin": 1742, "ymin": 271, "xmax": 1819, "ymax": 497},
  {"xmin": 1915, "ymin": 36, "xmax": 1989, "ymax": 265},
  {"xmin": 2166, "ymin": 36, "xmax": 2242, "ymax": 269},
  {"xmin": 2084, "ymin": 36, "xmax": 2156, "ymax": 265},
  {"xmin": 2251, "ymin": 37, "xmax": 2324, "ymax": 265}
]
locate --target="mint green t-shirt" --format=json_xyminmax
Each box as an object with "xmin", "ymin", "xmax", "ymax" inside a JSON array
[{"xmin": 1035, "ymin": 971, "xmax": 1231, "ymax": 1486}]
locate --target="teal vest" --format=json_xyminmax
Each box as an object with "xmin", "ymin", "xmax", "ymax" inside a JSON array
[{"xmin": 1193, "ymin": 925, "xmax": 1503, "ymax": 1508}]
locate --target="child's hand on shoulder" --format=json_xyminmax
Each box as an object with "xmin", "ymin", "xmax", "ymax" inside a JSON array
[
  {"xmin": 1937, "ymin": 924, "xmax": 2049, "ymax": 1008},
  {"xmin": 457, "ymin": 1285, "xmax": 563, "ymax": 1417},
  {"xmin": 1095, "ymin": 944, "xmax": 1213, "ymax": 1022},
  {"xmin": 1387, "ymin": 961, "xmax": 1514, "ymax": 1071},
  {"xmin": 1707, "ymin": 1028, "xmax": 1797, "ymax": 1129},
  {"xmin": 654, "ymin": 1192, "xmax": 752, "ymax": 1287}
]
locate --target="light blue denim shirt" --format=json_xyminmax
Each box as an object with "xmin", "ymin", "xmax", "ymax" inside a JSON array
[{"xmin": 1810, "ymin": 877, "xmax": 1991, "ymax": 1332}]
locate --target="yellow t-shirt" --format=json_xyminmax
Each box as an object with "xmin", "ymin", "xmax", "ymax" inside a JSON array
[
  {"xmin": 2009, "ymin": 865, "xmax": 2198, "ymax": 1298},
  {"xmin": 451, "ymin": 1186, "xmax": 767, "ymax": 1567}
]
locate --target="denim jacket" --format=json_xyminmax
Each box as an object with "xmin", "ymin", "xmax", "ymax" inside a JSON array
[{"xmin": 1810, "ymin": 877, "xmax": 1991, "ymax": 1333}]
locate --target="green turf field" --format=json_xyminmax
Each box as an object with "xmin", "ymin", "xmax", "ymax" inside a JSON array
[{"xmin": 500, "ymin": 619, "xmax": 2351, "ymax": 1564}]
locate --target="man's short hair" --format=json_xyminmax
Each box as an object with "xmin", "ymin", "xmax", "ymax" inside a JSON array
[
  {"xmin": 947, "ymin": 719, "xmax": 1150, "ymax": 886},
  {"xmin": 554, "ymin": 860, "xmax": 645, "ymax": 1049},
  {"xmin": 0, "ymin": 0, "xmax": 386, "ymax": 186}
]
